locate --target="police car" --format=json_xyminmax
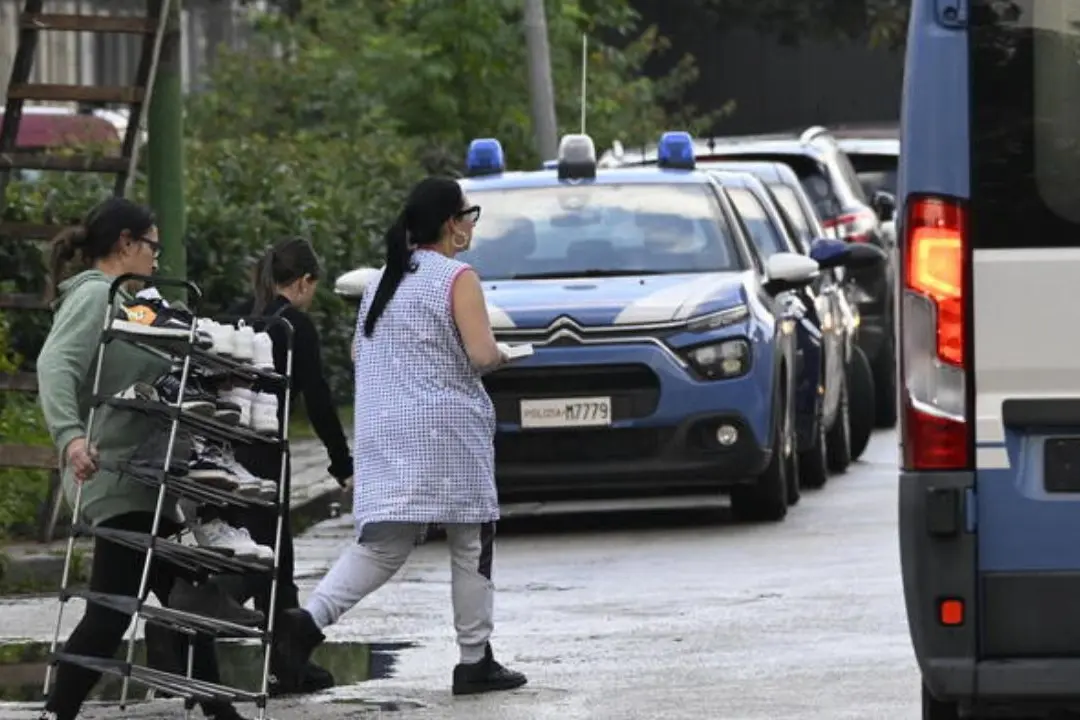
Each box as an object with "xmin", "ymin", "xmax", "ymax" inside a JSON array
[{"xmin": 340, "ymin": 132, "xmax": 839, "ymax": 521}]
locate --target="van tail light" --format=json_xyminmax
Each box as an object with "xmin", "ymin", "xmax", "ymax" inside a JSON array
[
  {"xmin": 822, "ymin": 208, "xmax": 877, "ymax": 242},
  {"xmin": 901, "ymin": 196, "xmax": 972, "ymax": 471}
]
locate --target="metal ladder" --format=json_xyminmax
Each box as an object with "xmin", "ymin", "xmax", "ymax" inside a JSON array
[{"xmin": 0, "ymin": 0, "xmax": 172, "ymax": 538}]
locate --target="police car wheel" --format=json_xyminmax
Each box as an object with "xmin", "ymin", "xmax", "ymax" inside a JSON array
[
  {"xmin": 848, "ymin": 345, "xmax": 876, "ymax": 462},
  {"xmin": 799, "ymin": 387, "xmax": 829, "ymax": 490},
  {"xmin": 731, "ymin": 380, "xmax": 790, "ymax": 522},
  {"xmin": 921, "ymin": 682, "xmax": 960, "ymax": 720},
  {"xmin": 826, "ymin": 362, "xmax": 852, "ymax": 474},
  {"xmin": 785, "ymin": 382, "xmax": 802, "ymax": 505}
]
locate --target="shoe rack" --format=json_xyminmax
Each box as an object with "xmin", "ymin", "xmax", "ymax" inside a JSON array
[{"xmin": 43, "ymin": 274, "xmax": 296, "ymax": 720}]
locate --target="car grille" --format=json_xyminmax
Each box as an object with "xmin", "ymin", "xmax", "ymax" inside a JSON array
[
  {"xmin": 483, "ymin": 364, "xmax": 661, "ymax": 423},
  {"xmin": 495, "ymin": 428, "xmax": 672, "ymax": 465}
]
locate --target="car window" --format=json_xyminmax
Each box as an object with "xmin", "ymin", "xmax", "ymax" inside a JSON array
[
  {"xmin": 833, "ymin": 150, "xmax": 870, "ymax": 204},
  {"xmin": 727, "ymin": 187, "xmax": 788, "ymax": 259},
  {"xmin": 846, "ymin": 153, "xmax": 898, "ymax": 197},
  {"xmin": 767, "ymin": 184, "xmax": 813, "ymax": 249},
  {"xmin": 459, "ymin": 183, "xmax": 743, "ymax": 279}
]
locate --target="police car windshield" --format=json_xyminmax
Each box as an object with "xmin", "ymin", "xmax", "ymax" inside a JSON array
[{"xmin": 459, "ymin": 184, "xmax": 740, "ymax": 280}]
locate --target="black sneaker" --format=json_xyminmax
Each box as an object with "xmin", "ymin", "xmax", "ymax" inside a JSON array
[
  {"xmin": 271, "ymin": 608, "xmax": 325, "ymax": 692},
  {"xmin": 155, "ymin": 373, "xmax": 217, "ymax": 415},
  {"xmin": 114, "ymin": 297, "xmax": 208, "ymax": 344},
  {"xmin": 200, "ymin": 701, "xmax": 252, "ymax": 720},
  {"xmin": 187, "ymin": 450, "xmax": 240, "ymax": 491},
  {"xmin": 169, "ymin": 579, "xmax": 265, "ymax": 627},
  {"xmin": 452, "ymin": 644, "xmax": 527, "ymax": 696},
  {"xmin": 269, "ymin": 659, "xmax": 335, "ymax": 697}
]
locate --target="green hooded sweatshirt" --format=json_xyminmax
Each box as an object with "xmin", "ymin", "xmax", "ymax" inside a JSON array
[{"xmin": 37, "ymin": 269, "xmax": 181, "ymax": 526}]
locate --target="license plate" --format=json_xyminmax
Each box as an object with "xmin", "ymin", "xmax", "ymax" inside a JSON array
[{"xmin": 519, "ymin": 397, "xmax": 612, "ymax": 429}]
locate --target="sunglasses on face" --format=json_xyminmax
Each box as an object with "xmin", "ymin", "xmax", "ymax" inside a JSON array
[{"xmin": 456, "ymin": 205, "xmax": 481, "ymax": 223}]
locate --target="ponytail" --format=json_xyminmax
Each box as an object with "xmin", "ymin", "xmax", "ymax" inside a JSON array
[
  {"xmin": 46, "ymin": 225, "xmax": 89, "ymax": 302},
  {"xmin": 252, "ymin": 248, "xmax": 277, "ymax": 315},
  {"xmin": 363, "ymin": 211, "xmax": 414, "ymax": 337}
]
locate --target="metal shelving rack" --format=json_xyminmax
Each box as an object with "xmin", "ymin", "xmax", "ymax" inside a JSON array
[{"xmin": 42, "ymin": 273, "xmax": 296, "ymax": 720}]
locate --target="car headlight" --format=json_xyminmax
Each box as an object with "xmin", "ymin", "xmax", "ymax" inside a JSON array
[
  {"xmin": 684, "ymin": 339, "xmax": 751, "ymax": 380},
  {"xmin": 686, "ymin": 305, "xmax": 749, "ymax": 333}
]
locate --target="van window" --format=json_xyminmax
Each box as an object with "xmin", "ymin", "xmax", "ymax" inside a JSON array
[{"xmin": 971, "ymin": 0, "xmax": 1080, "ymax": 248}]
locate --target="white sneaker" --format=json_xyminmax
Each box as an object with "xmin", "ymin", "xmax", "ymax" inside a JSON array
[
  {"xmin": 218, "ymin": 445, "xmax": 279, "ymax": 499},
  {"xmin": 198, "ymin": 318, "xmax": 236, "ymax": 357},
  {"xmin": 252, "ymin": 332, "xmax": 274, "ymax": 370},
  {"xmin": 251, "ymin": 392, "xmax": 279, "ymax": 434},
  {"xmin": 234, "ymin": 322, "xmax": 255, "ymax": 363},
  {"xmin": 220, "ymin": 386, "xmax": 254, "ymax": 427},
  {"xmin": 191, "ymin": 518, "xmax": 273, "ymax": 562}
]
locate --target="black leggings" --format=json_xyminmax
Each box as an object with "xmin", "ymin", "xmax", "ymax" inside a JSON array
[{"xmin": 46, "ymin": 512, "xmax": 230, "ymax": 720}]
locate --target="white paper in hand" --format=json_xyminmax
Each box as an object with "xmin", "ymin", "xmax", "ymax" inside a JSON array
[{"xmin": 497, "ymin": 342, "xmax": 534, "ymax": 361}]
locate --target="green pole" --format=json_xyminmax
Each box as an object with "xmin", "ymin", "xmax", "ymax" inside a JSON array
[{"xmin": 147, "ymin": 0, "xmax": 186, "ymax": 302}]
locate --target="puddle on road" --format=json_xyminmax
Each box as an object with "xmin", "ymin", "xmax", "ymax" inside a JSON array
[{"xmin": 0, "ymin": 639, "xmax": 412, "ymax": 703}]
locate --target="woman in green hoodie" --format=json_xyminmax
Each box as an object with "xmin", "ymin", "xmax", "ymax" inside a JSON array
[{"xmin": 36, "ymin": 197, "xmax": 251, "ymax": 720}]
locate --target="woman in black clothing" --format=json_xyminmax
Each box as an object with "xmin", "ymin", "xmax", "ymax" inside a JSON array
[{"xmin": 229, "ymin": 238, "xmax": 353, "ymax": 693}]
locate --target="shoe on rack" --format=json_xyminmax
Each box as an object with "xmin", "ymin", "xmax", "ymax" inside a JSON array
[
  {"xmin": 115, "ymin": 381, "xmax": 160, "ymax": 404},
  {"xmin": 271, "ymin": 609, "xmax": 326, "ymax": 693},
  {"xmin": 115, "ymin": 296, "xmax": 210, "ymax": 345},
  {"xmin": 192, "ymin": 518, "xmax": 274, "ymax": 562},
  {"xmin": 197, "ymin": 318, "xmax": 237, "ymax": 358},
  {"xmin": 168, "ymin": 578, "xmax": 265, "ymax": 627},
  {"xmin": 220, "ymin": 386, "xmax": 254, "ymax": 428},
  {"xmin": 215, "ymin": 445, "xmax": 278, "ymax": 499},
  {"xmin": 252, "ymin": 392, "xmax": 280, "ymax": 435},
  {"xmin": 452, "ymin": 644, "xmax": 528, "ymax": 696},
  {"xmin": 234, "ymin": 322, "xmax": 255, "ymax": 363},
  {"xmin": 155, "ymin": 373, "xmax": 218, "ymax": 415},
  {"xmin": 252, "ymin": 332, "xmax": 274, "ymax": 370},
  {"xmin": 187, "ymin": 447, "xmax": 241, "ymax": 492},
  {"xmin": 212, "ymin": 396, "xmax": 243, "ymax": 425}
]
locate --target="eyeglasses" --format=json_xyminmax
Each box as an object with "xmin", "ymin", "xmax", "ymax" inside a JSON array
[
  {"xmin": 137, "ymin": 236, "xmax": 162, "ymax": 259},
  {"xmin": 456, "ymin": 205, "xmax": 481, "ymax": 223}
]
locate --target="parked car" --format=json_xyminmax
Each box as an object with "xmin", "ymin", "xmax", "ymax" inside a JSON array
[
  {"xmin": 605, "ymin": 128, "xmax": 899, "ymax": 430},
  {"xmin": 832, "ymin": 123, "xmax": 900, "ymax": 246},
  {"xmin": 709, "ymin": 168, "xmax": 883, "ymax": 486},
  {"xmin": 0, "ymin": 105, "xmax": 122, "ymax": 183},
  {"xmin": 697, "ymin": 159, "xmax": 878, "ymax": 461},
  {"xmin": 341, "ymin": 132, "xmax": 824, "ymax": 522}
]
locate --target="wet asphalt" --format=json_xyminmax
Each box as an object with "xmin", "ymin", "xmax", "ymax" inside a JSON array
[{"xmin": 0, "ymin": 429, "xmax": 918, "ymax": 719}]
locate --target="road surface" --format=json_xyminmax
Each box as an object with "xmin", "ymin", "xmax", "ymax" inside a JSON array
[{"xmin": 0, "ymin": 429, "xmax": 919, "ymax": 719}]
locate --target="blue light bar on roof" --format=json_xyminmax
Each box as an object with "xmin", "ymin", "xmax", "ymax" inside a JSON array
[
  {"xmin": 656, "ymin": 131, "xmax": 695, "ymax": 170},
  {"xmin": 465, "ymin": 138, "xmax": 505, "ymax": 177}
]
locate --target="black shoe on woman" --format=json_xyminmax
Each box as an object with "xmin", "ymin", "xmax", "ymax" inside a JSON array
[{"xmin": 451, "ymin": 644, "xmax": 527, "ymax": 696}]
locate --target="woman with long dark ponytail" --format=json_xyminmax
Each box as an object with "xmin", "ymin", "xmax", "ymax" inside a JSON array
[
  {"xmin": 272, "ymin": 177, "xmax": 526, "ymax": 697},
  {"xmin": 228, "ymin": 238, "xmax": 352, "ymax": 694}
]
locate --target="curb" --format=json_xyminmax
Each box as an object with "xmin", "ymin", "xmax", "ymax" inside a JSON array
[{"xmin": 0, "ymin": 480, "xmax": 346, "ymax": 596}]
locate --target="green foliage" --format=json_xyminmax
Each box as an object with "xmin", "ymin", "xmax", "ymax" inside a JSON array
[{"xmin": 0, "ymin": 313, "xmax": 52, "ymax": 540}]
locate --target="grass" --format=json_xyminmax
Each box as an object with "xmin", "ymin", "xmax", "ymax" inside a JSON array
[{"xmin": 288, "ymin": 403, "xmax": 353, "ymax": 441}]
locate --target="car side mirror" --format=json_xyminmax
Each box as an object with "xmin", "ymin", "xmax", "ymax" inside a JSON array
[
  {"xmin": 763, "ymin": 252, "xmax": 820, "ymax": 295},
  {"xmin": 808, "ymin": 238, "xmax": 849, "ymax": 270},
  {"xmin": 842, "ymin": 241, "xmax": 887, "ymax": 269},
  {"xmin": 334, "ymin": 266, "xmax": 382, "ymax": 301},
  {"xmin": 871, "ymin": 190, "xmax": 897, "ymax": 222}
]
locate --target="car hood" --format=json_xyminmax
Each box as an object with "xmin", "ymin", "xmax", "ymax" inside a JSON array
[{"xmin": 484, "ymin": 273, "xmax": 748, "ymax": 330}]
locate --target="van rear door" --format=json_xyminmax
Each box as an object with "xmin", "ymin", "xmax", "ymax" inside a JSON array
[{"xmin": 971, "ymin": 0, "xmax": 1080, "ymax": 658}]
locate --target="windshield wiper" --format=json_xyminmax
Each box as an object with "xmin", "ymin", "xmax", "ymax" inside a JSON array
[{"xmin": 509, "ymin": 269, "xmax": 666, "ymax": 280}]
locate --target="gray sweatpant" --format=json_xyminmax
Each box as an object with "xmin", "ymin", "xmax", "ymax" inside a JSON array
[{"xmin": 303, "ymin": 522, "xmax": 496, "ymax": 664}]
